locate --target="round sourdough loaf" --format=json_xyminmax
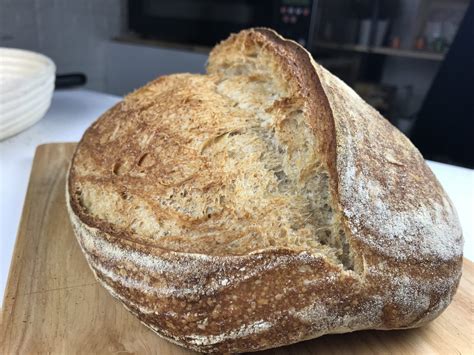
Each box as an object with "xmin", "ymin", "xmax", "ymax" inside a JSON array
[{"xmin": 67, "ymin": 28, "xmax": 463, "ymax": 353}]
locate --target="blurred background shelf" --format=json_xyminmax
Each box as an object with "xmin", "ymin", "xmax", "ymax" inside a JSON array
[
  {"xmin": 315, "ymin": 41, "xmax": 445, "ymax": 61},
  {"xmin": 370, "ymin": 46, "xmax": 445, "ymax": 60},
  {"xmin": 314, "ymin": 41, "xmax": 370, "ymax": 53}
]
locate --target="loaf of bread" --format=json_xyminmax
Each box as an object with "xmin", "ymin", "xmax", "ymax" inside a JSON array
[{"xmin": 67, "ymin": 28, "xmax": 463, "ymax": 353}]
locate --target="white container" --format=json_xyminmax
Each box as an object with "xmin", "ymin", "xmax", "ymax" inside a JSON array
[
  {"xmin": 359, "ymin": 19, "xmax": 390, "ymax": 47},
  {"xmin": 375, "ymin": 20, "xmax": 390, "ymax": 47},
  {"xmin": 0, "ymin": 48, "xmax": 56, "ymax": 141},
  {"xmin": 358, "ymin": 19, "xmax": 372, "ymax": 46}
]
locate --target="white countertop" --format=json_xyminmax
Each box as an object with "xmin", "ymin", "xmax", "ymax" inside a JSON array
[{"xmin": 1, "ymin": 89, "xmax": 473, "ymax": 303}]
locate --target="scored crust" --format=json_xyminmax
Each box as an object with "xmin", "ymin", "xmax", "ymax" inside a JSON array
[{"xmin": 67, "ymin": 28, "xmax": 463, "ymax": 353}]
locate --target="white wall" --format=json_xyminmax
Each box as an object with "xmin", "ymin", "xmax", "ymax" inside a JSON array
[
  {"xmin": 105, "ymin": 42, "xmax": 208, "ymax": 96},
  {"xmin": 0, "ymin": 0, "xmax": 125, "ymax": 91}
]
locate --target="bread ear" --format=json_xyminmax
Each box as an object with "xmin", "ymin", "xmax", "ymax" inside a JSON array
[{"xmin": 210, "ymin": 28, "xmax": 462, "ymax": 264}]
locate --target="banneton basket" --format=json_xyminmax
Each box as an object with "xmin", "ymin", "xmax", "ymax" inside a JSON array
[{"xmin": 0, "ymin": 48, "xmax": 55, "ymax": 140}]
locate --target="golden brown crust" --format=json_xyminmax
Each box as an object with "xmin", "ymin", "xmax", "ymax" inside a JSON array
[{"xmin": 67, "ymin": 28, "xmax": 463, "ymax": 353}]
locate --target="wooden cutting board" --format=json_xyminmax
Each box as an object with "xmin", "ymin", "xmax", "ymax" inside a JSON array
[{"xmin": 1, "ymin": 143, "xmax": 473, "ymax": 354}]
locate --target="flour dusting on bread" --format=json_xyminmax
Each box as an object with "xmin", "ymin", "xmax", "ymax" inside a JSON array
[{"xmin": 312, "ymin": 62, "xmax": 463, "ymax": 262}]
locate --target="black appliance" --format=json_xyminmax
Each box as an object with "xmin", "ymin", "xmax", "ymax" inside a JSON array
[{"xmin": 128, "ymin": 0, "xmax": 317, "ymax": 48}]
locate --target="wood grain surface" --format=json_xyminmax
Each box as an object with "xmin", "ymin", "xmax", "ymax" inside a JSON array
[{"xmin": 1, "ymin": 143, "xmax": 473, "ymax": 354}]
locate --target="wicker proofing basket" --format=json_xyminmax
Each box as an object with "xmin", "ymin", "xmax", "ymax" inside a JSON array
[{"xmin": 0, "ymin": 48, "xmax": 55, "ymax": 141}]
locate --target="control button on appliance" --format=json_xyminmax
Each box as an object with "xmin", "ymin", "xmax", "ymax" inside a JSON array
[
  {"xmin": 280, "ymin": 6, "xmax": 286, "ymax": 14},
  {"xmin": 282, "ymin": 15, "xmax": 289, "ymax": 23},
  {"xmin": 303, "ymin": 8, "xmax": 310, "ymax": 16},
  {"xmin": 290, "ymin": 15, "xmax": 297, "ymax": 24},
  {"xmin": 287, "ymin": 7, "xmax": 294, "ymax": 14}
]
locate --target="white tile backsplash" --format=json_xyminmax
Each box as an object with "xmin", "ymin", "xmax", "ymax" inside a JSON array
[{"xmin": 0, "ymin": 0, "xmax": 126, "ymax": 91}]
